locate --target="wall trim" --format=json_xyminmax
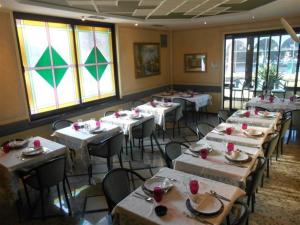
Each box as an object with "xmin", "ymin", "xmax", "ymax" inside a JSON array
[
  {"xmin": 0, "ymin": 85, "xmax": 169, "ymax": 137},
  {"xmin": 173, "ymin": 84, "xmax": 221, "ymax": 93}
]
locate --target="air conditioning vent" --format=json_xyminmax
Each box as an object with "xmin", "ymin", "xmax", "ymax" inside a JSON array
[{"xmin": 88, "ymin": 15, "xmax": 106, "ymax": 20}]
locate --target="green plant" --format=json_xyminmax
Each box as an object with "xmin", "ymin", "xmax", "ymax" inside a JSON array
[{"xmin": 257, "ymin": 64, "xmax": 283, "ymax": 90}]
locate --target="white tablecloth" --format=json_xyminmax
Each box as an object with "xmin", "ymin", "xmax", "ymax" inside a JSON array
[
  {"xmin": 174, "ymin": 139, "xmax": 261, "ymax": 187},
  {"xmin": 246, "ymin": 97, "xmax": 300, "ymax": 112},
  {"xmin": 101, "ymin": 111, "xmax": 154, "ymax": 140},
  {"xmin": 137, "ymin": 102, "xmax": 182, "ymax": 130},
  {"xmin": 0, "ymin": 136, "xmax": 67, "ymax": 172},
  {"xmin": 113, "ymin": 167, "xmax": 245, "ymax": 225},
  {"xmin": 154, "ymin": 92, "xmax": 212, "ymax": 111},
  {"xmin": 227, "ymin": 110, "xmax": 281, "ymax": 130}
]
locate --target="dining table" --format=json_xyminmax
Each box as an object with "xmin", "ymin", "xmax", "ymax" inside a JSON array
[
  {"xmin": 113, "ymin": 167, "xmax": 245, "ymax": 225},
  {"xmin": 0, "ymin": 136, "xmax": 67, "ymax": 203},
  {"xmin": 245, "ymin": 96, "xmax": 300, "ymax": 112},
  {"xmin": 153, "ymin": 91, "xmax": 212, "ymax": 112},
  {"xmin": 52, "ymin": 120, "xmax": 121, "ymax": 170},
  {"xmin": 136, "ymin": 101, "xmax": 182, "ymax": 130},
  {"xmin": 100, "ymin": 110, "xmax": 154, "ymax": 140}
]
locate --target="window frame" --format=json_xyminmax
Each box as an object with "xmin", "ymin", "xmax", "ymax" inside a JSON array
[{"xmin": 13, "ymin": 12, "xmax": 120, "ymax": 121}]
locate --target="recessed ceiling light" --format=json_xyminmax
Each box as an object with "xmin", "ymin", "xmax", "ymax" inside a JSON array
[
  {"xmin": 252, "ymin": 16, "xmax": 255, "ymax": 20},
  {"xmin": 204, "ymin": 21, "xmax": 207, "ymax": 25},
  {"xmin": 81, "ymin": 16, "xmax": 86, "ymax": 21},
  {"xmin": 134, "ymin": 23, "xmax": 139, "ymax": 27}
]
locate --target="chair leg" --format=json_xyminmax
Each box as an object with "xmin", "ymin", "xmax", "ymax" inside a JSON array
[
  {"xmin": 141, "ymin": 138, "xmax": 144, "ymax": 160},
  {"xmin": 261, "ymin": 173, "xmax": 265, "ymax": 188},
  {"xmin": 150, "ymin": 135, "xmax": 154, "ymax": 154},
  {"xmin": 226, "ymin": 215, "xmax": 230, "ymax": 225},
  {"xmin": 251, "ymin": 193, "xmax": 255, "ymax": 212},
  {"xmin": 267, "ymin": 158, "xmax": 270, "ymax": 178},
  {"xmin": 107, "ymin": 157, "xmax": 112, "ymax": 171},
  {"xmin": 178, "ymin": 121, "xmax": 180, "ymax": 135},
  {"xmin": 173, "ymin": 122, "xmax": 175, "ymax": 138},
  {"xmin": 63, "ymin": 182, "xmax": 72, "ymax": 216},
  {"xmin": 281, "ymin": 138, "xmax": 284, "ymax": 154},
  {"xmin": 23, "ymin": 182, "xmax": 32, "ymax": 217},
  {"xmin": 57, "ymin": 185, "xmax": 63, "ymax": 211},
  {"xmin": 118, "ymin": 152, "xmax": 123, "ymax": 168},
  {"xmin": 88, "ymin": 164, "xmax": 93, "ymax": 185},
  {"xmin": 125, "ymin": 136, "xmax": 128, "ymax": 155},
  {"xmin": 65, "ymin": 176, "xmax": 72, "ymax": 197},
  {"xmin": 40, "ymin": 189, "xmax": 45, "ymax": 220},
  {"xmin": 130, "ymin": 140, "xmax": 134, "ymax": 161},
  {"xmin": 276, "ymin": 144, "xmax": 279, "ymax": 161}
]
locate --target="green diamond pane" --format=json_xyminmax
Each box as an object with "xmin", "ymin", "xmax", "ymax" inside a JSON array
[
  {"xmin": 85, "ymin": 64, "xmax": 108, "ymax": 81},
  {"xmin": 84, "ymin": 47, "xmax": 108, "ymax": 80},
  {"xmin": 35, "ymin": 47, "xmax": 68, "ymax": 87},
  {"xmin": 35, "ymin": 69, "xmax": 54, "ymax": 87}
]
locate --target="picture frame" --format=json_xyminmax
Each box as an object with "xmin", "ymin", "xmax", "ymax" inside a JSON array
[
  {"xmin": 184, "ymin": 53, "xmax": 207, "ymax": 73},
  {"xmin": 134, "ymin": 43, "xmax": 160, "ymax": 78}
]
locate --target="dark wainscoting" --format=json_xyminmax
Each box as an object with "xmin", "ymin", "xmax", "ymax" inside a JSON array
[
  {"xmin": 0, "ymin": 85, "xmax": 170, "ymax": 137},
  {"xmin": 173, "ymin": 84, "xmax": 221, "ymax": 93}
]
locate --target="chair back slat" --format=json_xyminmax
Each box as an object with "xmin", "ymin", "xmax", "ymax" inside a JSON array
[{"xmin": 52, "ymin": 120, "xmax": 73, "ymax": 131}]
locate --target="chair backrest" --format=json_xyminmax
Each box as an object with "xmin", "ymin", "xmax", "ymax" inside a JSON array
[
  {"xmin": 88, "ymin": 132, "xmax": 124, "ymax": 158},
  {"xmin": 218, "ymin": 110, "xmax": 230, "ymax": 123},
  {"xmin": 230, "ymin": 201, "xmax": 249, "ymax": 225},
  {"xmin": 246, "ymin": 157, "xmax": 267, "ymax": 196},
  {"xmin": 104, "ymin": 111, "xmax": 116, "ymax": 117},
  {"xmin": 52, "ymin": 120, "xmax": 73, "ymax": 131},
  {"xmin": 291, "ymin": 110, "xmax": 300, "ymax": 128},
  {"xmin": 142, "ymin": 117, "xmax": 155, "ymax": 137},
  {"xmin": 254, "ymin": 106, "xmax": 270, "ymax": 112},
  {"xmin": 34, "ymin": 156, "xmax": 66, "ymax": 188},
  {"xmin": 264, "ymin": 133, "xmax": 279, "ymax": 158},
  {"xmin": 279, "ymin": 116, "xmax": 291, "ymax": 139},
  {"xmin": 102, "ymin": 168, "xmax": 145, "ymax": 212},
  {"xmin": 196, "ymin": 122, "xmax": 214, "ymax": 139},
  {"xmin": 165, "ymin": 141, "xmax": 189, "ymax": 168}
]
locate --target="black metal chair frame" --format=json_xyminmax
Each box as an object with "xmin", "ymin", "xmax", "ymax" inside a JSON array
[
  {"xmin": 164, "ymin": 141, "xmax": 189, "ymax": 168},
  {"xmin": 196, "ymin": 122, "xmax": 215, "ymax": 139}
]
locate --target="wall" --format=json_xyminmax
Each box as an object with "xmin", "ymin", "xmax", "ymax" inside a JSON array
[
  {"xmin": 117, "ymin": 25, "xmax": 171, "ymax": 96},
  {"xmin": 172, "ymin": 16, "xmax": 300, "ymax": 112}
]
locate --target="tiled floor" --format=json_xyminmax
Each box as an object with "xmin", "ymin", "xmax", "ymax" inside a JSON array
[{"xmin": 2, "ymin": 114, "xmax": 300, "ymax": 225}]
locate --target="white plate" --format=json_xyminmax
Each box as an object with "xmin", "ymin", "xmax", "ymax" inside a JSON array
[
  {"xmin": 8, "ymin": 140, "xmax": 28, "ymax": 149},
  {"xmin": 243, "ymin": 129, "xmax": 263, "ymax": 137},
  {"xmin": 143, "ymin": 176, "xmax": 173, "ymax": 192},
  {"xmin": 190, "ymin": 143, "xmax": 212, "ymax": 153},
  {"xmin": 225, "ymin": 151, "xmax": 249, "ymax": 162},
  {"xmin": 22, "ymin": 147, "xmax": 45, "ymax": 156},
  {"xmin": 159, "ymin": 103, "xmax": 172, "ymax": 107},
  {"xmin": 235, "ymin": 110, "xmax": 248, "ymax": 116},
  {"xmin": 257, "ymin": 111, "xmax": 275, "ymax": 118},
  {"xmin": 89, "ymin": 127, "xmax": 105, "ymax": 134},
  {"xmin": 130, "ymin": 115, "xmax": 143, "ymax": 119},
  {"xmin": 189, "ymin": 193, "xmax": 223, "ymax": 215}
]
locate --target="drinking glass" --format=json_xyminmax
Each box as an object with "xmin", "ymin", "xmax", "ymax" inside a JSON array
[
  {"xmin": 189, "ymin": 180, "xmax": 199, "ymax": 195},
  {"xmin": 200, "ymin": 148, "xmax": 209, "ymax": 159},
  {"xmin": 227, "ymin": 142, "xmax": 235, "ymax": 153},
  {"xmin": 153, "ymin": 187, "xmax": 163, "ymax": 202},
  {"xmin": 33, "ymin": 140, "xmax": 41, "ymax": 148},
  {"xmin": 242, "ymin": 123, "xmax": 248, "ymax": 130}
]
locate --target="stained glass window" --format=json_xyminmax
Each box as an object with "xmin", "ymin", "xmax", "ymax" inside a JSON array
[
  {"xmin": 75, "ymin": 26, "xmax": 116, "ymax": 102},
  {"xmin": 16, "ymin": 19, "xmax": 79, "ymax": 114},
  {"xmin": 15, "ymin": 16, "xmax": 117, "ymax": 117}
]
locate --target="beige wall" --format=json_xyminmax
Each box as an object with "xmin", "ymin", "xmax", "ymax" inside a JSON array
[
  {"xmin": 172, "ymin": 16, "xmax": 300, "ymax": 112},
  {"xmin": 117, "ymin": 25, "xmax": 171, "ymax": 96}
]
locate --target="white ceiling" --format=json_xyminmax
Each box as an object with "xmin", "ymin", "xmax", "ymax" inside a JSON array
[{"xmin": 1, "ymin": 0, "xmax": 300, "ymax": 29}]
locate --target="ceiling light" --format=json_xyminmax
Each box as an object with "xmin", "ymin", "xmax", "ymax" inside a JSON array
[
  {"xmin": 134, "ymin": 23, "xmax": 139, "ymax": 27},
  {"xmin": 81, "ymin": 16, "xmax": 86, "ymax": 21},
  {"xmin": 252, "ymin": 16, "xmax": 255, "ymax": 20},
  {"xmin": 204, "ymin": 21, "xmax": 207, "ymax": 25}
]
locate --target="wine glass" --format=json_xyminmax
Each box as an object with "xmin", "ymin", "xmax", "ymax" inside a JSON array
[
  {"xmin": 153, "ymin": 186, "xmax": 163, "ymax": 203},
  {"xmin": 189, "ymin": 179, "xmax": 199, "ymax": 195}
]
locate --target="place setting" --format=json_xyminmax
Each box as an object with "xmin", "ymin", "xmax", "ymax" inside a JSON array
[{"xmin": 223, "ymin": 143, "xmax": 252, "ymax": 168}]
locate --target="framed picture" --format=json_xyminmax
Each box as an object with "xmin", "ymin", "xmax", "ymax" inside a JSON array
[
  {"xmin": 184, "ymin": 53, "xmax": 207, "ymax": 72},
  {"xmin": 134, "ymin": 43, "xmax": 160, "ymax": 78}
]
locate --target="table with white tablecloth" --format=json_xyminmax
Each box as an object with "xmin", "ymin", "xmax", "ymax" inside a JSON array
[
  {"xmin": 153, "ymin": 92, "xmax": 212, "ymax": 111},
  {"xmin": 52, "ymin": 121, "xmax": 121, "ymax": 166},
  {"xmin": 100, "ymin": 110, "xmax": 154, "ymax": 140},
  {"xmin": 0, "ymin": 137, "xmax": 67, "ymax": 204},
  {"xmin": 174, "ymin": 138, "xmax": 261, "ymax": 187},
  {"xmin": 113, "ymin": 167, "xmax": 245, "ymax": 225},
  {"xmin": 246, "ymin": 96, "xmax": 300, "ymax": 112},
  {"xmin": 137, "ymin": 102, "xmax": 182, "ymax": 130}
]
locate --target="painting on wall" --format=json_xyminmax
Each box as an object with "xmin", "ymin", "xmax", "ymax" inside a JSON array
[
  {"xmin": 184, "ymin": 53, "xmax": 207, "ymax": 72},
  {"xmin": 134, "ymin": 43, "xmax": 160, "ymax": 78}
]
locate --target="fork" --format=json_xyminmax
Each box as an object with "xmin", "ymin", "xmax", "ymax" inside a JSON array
[{"xmin": 133, "ymin": 192, "xmax": 153, "ymax": 202}]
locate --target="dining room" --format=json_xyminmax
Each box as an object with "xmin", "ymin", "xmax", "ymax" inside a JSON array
[{"xmin": 0, "ymin": 0, "xmax": 300, "ymax": 225}]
